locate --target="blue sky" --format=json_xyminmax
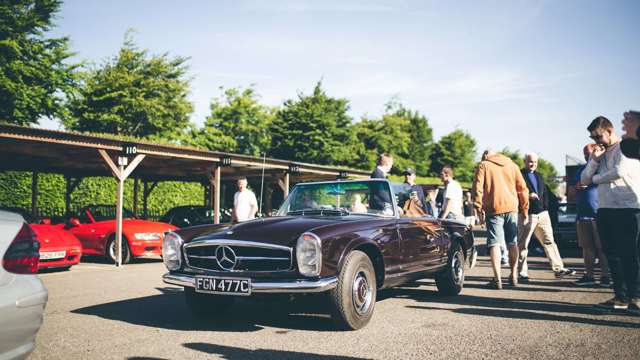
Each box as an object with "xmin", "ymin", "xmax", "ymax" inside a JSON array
[{"xmin": 44, "ymin": 0, "xmax": 640, "ymax": 173}]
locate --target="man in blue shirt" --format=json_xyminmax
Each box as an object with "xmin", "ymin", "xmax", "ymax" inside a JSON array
[{"xmin": 575, "ymin": 144, "xmax": 610, "ymax": 286}]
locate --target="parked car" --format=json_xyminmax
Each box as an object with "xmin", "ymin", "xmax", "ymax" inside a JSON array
[
  {"xmin": 554, "ymin": 202, "xmax": 578, "ymax": 247},
  {"xmin": 62, "ymin": 205, "xmax": 177, "ymax": 264},
  {"xmin": 160, "ymin": 205, "xmax": 229, "ymax": 228},
  {"xmin": 162, "ymin": 179, "xmax": 476, "ymax": 330},
  {"xmin": 0, "ymin": 207, "xmax": 82, "ymax": 271},
  {"xmin": 0, "ymin": 210, "xmax": 48, "ymax": 359}
]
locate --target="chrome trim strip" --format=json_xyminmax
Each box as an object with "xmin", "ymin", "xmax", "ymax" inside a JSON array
[
  {"xmin": 187, "ymin": 255, "xmax": 289, "ymax": 261},
  {"xmin": 185, "ymin": 239, "xmax": 292, "ymax": 252},
  {"xmin": 163, "ymin": 273, "xmax": 337, "ymax": 293},
  {"xmin": 236, "ymin": 256, "xmax": 290, "ymax": 261}
]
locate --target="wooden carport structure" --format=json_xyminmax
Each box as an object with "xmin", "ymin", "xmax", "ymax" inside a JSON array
[{"xmin": 0, "ymin": 124, "xmax": 369, "ymax": 266}]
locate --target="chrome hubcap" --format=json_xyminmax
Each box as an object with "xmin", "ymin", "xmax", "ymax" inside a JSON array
[
  {"xmin": 352, "ymin": 270, "xmax": 373, "ymax": 315},
  {"xmin": 109, "ymin": 241, "xmax": 127, "ymax": 260}
]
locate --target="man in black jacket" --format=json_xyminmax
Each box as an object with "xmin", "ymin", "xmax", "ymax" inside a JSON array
[
  {"xmin": 517, "ymin": 152, "xmax": 575, "ymax": 281},
  {"xmin": 369, "ymin": 153, "xmax": 393, "ymax": 213}
]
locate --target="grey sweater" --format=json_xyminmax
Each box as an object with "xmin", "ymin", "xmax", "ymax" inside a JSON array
[{"xmin": 581, "ymin": 141, "xmax": 640, "ymax": 209}]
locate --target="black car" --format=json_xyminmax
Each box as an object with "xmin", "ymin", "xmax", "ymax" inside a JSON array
[{"xmin": 160, "ymin": 205, "xmax": 231, "ymax": 228}]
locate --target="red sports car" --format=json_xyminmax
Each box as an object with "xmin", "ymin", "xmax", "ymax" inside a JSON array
[
  {"xmin": 63, "ymin": 205, "xmax": 177, "ymax": 264},
  {"xmin": 0, "ymin": 207, "xmax": 82, "ymax": 271}
]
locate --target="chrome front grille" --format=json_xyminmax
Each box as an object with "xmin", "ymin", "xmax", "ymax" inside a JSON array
[{"xmin": 184, "ymin": 240, "xmax": 293, "ymax": 272}]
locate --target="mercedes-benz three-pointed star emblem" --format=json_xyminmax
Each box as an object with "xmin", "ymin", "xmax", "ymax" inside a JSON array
[{"xmin": 215, "ymin": 246, "xmax": 237, "ymax": 271}]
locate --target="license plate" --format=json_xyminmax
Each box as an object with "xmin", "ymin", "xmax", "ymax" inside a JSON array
[
  {"xmin": 195, "ymin": 276, "xmax": 251, "ymax": 296},
  {"xmin": 40, "ymin": 251, "xmax": 66, "ymax": 260}
]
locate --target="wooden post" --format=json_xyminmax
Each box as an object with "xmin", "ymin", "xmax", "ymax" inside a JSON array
[
  {"xmin": 284, "ymin": 172, "xmax": 290, "ymax": 198},
  {"xmin": 115, "ymin": 157, "xmax": 126, "ymax": 267},
  {"xmin": 97, "ymin": 149, "xmax": 145, "ymax": 267},
  {"xmin": 31, "ymin": 172, "xmax": 38, "ymax": 218},
  {"xmin": 211, "ymin": 166, "xmax": 221, "ymax": 224}
]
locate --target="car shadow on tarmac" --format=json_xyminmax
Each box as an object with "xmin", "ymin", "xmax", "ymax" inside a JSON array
[
  {"xmin": 72, "ymin": 287, "xmax": 341, "ymax": 333},
  {"xmin": 126, "ymin": 343, "xmax": 372, "ymax": 360},
  {"xmin": 380, "ymin": 287, "xmax": 640, "ymax": 329},
  {"xmin": 174, "ymin": 343, "xmax": 372, "ymax": 360}
]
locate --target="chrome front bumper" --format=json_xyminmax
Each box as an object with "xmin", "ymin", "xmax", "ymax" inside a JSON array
[{"xmin": 163, "ymin": 273, "xmax": 338, "ymax": 293}]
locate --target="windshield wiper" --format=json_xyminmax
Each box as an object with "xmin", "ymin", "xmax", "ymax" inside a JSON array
[{"xmin": 287, "ymin": 208, "xmax": 350, "ymax": 216}]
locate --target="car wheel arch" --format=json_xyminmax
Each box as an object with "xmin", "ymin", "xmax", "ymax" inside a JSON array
[{"xmin": 337, "ymin": 240, "xmax": 385, "ymax": 289}]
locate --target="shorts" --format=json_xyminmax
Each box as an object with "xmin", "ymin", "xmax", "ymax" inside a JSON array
[{"xmin": 486, "ymin": 212, "xmax": 518, "ymax": 248}]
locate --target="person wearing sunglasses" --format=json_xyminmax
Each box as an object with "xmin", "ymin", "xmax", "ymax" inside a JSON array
[{"xmin": 580, "ymin": 116, "xmax": 640, "ymax": 314}]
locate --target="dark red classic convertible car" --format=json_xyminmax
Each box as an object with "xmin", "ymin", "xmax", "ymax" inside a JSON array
[{"xmin": 162, "ymin": 179, "xmax": 476, "ymax": 330}]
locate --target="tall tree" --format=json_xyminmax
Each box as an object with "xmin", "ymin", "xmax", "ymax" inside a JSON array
[
  {"xmin": 0, "ymin": 0, "xmax": 77, "ymax": 126},
  {"xmin": 269, "ymin": 81, "xmax": 359, "ymax": 165},
  {"xmin": 429, "ymin": 130, "xmax": 477, "ymax": 182},
  {"xmin": 353, "ymin": 114, "xmax": 412, "ymax": 173},
  {"xmin": 384, "ymin": 100, "xmax": 434, "ymax": 176},
  {"xmin": 192, "ymin": 87, "xmax": 273, "ymax": 156},
  {"xmin": 501, "ymin": 147, "xmax": 559, "ymax": 191},
  {"xmin": 64, "ymin": 33, "xmax": 193, "ymax": 140}
]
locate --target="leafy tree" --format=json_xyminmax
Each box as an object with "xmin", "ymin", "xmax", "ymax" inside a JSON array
[
  {"xmin": 501, "ymin": 147, "xmax": 559, "ymax": 191},
  {"xmin": 384, "ymin": 100, "xmax": 434, "ymax": 176},
  {"xmin": 429, "ymin": 129, "xmax": 477, "ymax": 182},
  {"xmin": 191, "ymin": 87, "xmax": 274, "ymax": 156},
  {"xmin": 269, "ymin": 81, "xmax": 359, "ymax": 166},
  {"xmin": 64, "ymin": 33, "xmax": 193, "ymax": 140},
  {"xmin": 0, "ymin": 0, "xmax": 77, "ymax": 126},
  {"xmin": 353, "ymin": 114, "xmax": 412, "ymax": 173}
]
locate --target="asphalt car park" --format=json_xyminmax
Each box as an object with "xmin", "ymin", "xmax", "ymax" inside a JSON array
[{"xmin": 30, "ymin": 236, "xmax": 640, "ymax": 360}]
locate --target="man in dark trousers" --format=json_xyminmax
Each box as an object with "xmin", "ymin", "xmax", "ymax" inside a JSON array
[
  {"xmin": 581, "ymin": 116, "xmax": 640, "ymax": 313},
  {"xmin": 517, "ymin": 152, "xmax": 575, "ymax": 282}
]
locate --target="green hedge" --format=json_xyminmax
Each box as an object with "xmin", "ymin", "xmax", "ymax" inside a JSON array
[{"xmin": 0, "ymin": 171, "xmax": 204, "ymax": 218}]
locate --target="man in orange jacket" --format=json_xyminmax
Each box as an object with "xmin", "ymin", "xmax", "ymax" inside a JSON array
[{"xmin": 473, "ymin": 150, "xmax": 529, "ymax": 289}]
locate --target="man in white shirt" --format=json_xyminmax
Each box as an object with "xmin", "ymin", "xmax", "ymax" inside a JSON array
[
  {"xmin": 439, "ymin": 166, "xmax": 464, "ymax": 221},
  {"xmin": 232, "ymin": 177, "xmax": 258, "ymax": 223},
  {"xmin": 581, "ymin": 116, "xmax": 640, "ymax": 313}
]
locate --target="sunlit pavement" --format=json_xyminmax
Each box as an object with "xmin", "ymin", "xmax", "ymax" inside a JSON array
[{"xmin": 32, "ymin": 236, "xmax": 640, "ymax": 360}]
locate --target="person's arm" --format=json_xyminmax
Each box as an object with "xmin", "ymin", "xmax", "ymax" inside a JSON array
[
  {"xmin": 231, "ymin": 193, "xmax": 238, "ymax": 222},
  {"xmin": 472, "ymin": 164, "xmax": 484, "ymax": 211},
  {"xmin": 592, "ymin": 147, "xmax": 624, "ymax": 184},
  {"xmin": 514, "ymin": 167, "xmax": 530, "ymax": 220},
  {"xmin": 580, "ymin": 149, "xmax": 603, "ymax": 185},
  {"xmin": 440, "ymin": 198, "xmax": 451, "ymax": 219}
]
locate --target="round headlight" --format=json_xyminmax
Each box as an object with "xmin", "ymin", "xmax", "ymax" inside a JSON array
[
  {"xmin": 296, "ymin": 232, "xmax": 322, "ymax": 277},
  {"xmin": 162, "ymin": 232, "xmax": 183, "ymax": 271}
]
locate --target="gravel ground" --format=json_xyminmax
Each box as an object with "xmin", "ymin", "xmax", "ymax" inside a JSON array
[{"xmin": 31, "ymin": 238, "xmax": 640, "ymax": 360}]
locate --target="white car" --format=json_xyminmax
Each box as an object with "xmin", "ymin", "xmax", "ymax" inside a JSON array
[{"xmin": 0, "ymin": 210, "xmax": 48, "ymax": 360}]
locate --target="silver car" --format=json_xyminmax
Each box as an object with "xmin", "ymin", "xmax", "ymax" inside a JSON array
[{"xmin": 0, "ymin": 210, "xmax": 48, "ymax": 360}]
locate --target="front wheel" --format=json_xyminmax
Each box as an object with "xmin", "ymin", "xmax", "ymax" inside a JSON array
[
  {"xmin": 329, "ymin": 250, "xmax": 377, "ymax": 330},
  {"xmin": 184, "ymin": 287, "xmax": 235, "ymax": 317},
  {"xmin": 106, "ymin": 236, "xmax": 131, "ymax": 264},
  {"xmin": 435, "ymin": 243, "xmax": 465, "ymax": 295}
]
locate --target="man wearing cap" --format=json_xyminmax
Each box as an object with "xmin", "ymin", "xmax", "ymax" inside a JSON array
[{"xmin": 401, "ymin": 167, "xmax": 431, "ymax": 215}]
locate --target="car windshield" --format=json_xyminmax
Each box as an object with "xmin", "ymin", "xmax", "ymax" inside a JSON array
[
  {"xmin": 275, "ymin": 180, "xmax": 396, "ymax": 217},
  {"xmin": 82, "ymin": 205, "xmax": 136, "ymax": 222}
]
